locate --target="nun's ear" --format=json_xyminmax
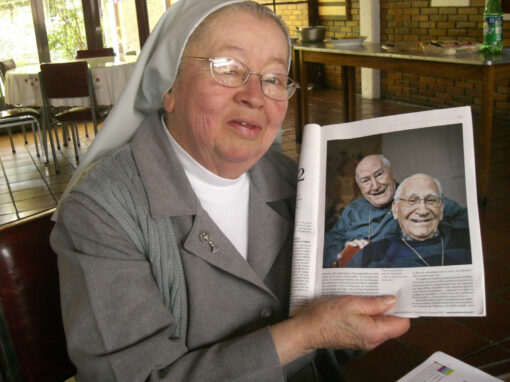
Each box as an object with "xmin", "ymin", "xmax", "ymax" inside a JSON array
[{"xmin": 162, "ymin": 90, "xmax": 175, "ymax": 113}]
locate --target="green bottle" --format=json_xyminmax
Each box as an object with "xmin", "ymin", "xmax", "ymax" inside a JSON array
[{"xmin": 483, "ymin": 0, "xmax": 503, "ymax": 54}]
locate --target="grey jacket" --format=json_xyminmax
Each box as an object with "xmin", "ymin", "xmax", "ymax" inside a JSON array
[{"xmin": 51, "ymin": 113, "xmax": 318, "ymax": 381}]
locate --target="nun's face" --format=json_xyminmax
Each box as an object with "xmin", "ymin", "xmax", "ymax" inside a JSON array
[{"xmin": 163, "ymin": 10, "xmax": 289, "ymax": 179}]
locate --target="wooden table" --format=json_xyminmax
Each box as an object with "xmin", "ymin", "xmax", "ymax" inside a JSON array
[{"xmin": 292, "ymin": 42, "xmax": 510, "ymax": 205}]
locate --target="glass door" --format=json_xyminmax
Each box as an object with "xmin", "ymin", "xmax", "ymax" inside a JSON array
[
  {"xmin": 99, "ymin": 0, "xmax": 141, "ymax": 56},
  {"xmin": 43, "ymin": 0, "xmax": 87, "ymax": 61},
  {"xmin": 0, "ymin": 1, "xmax": 39, "ymax": 66},
  {"xmin": 147, "ymin": 0, "xmax": 170, "ymax": 32}
]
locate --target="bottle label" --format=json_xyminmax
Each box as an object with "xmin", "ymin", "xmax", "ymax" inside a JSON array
[{"xmin": 484, "ymin": 15, "xmax": 503, "ymax": 43}]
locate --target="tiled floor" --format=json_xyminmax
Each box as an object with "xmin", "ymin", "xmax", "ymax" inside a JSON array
[
  {"xmin": 0, "ymin": 126, "xmax": 93, "ymax": 225},
  {"xmin": 1, "ymin": 90, "xmax": 509, "ymax": 381}
]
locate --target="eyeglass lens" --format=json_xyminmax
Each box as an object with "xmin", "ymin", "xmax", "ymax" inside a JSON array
[
  {"xmin": 401, "ymin": 196, "xmax": 442, "ymax": 206},
  {"xmin": 209, "ymin": 58, "xmax": 296, "ymax": 101}
]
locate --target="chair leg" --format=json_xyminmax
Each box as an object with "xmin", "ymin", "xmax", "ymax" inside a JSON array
[
  {"xmin": 48, "ymin": 123, "xmax": 60, "ymax": 174},
  {"xmin": 54, "ymin": 123, "xmax": 61, "ymax": 150},
  {"xmin": 70, "ymin": 124, "xmax": 80, "ymax": 164},
  {"xmin": 84, "ymin": 122, "xmax": 89, "ymax": 138},
  {"xmin": 22, "ymin": 125, "xmax": 28, "ymax": 144},
  {"xmin": 7, "ymin": 127, "xmax": 16, "ymax": 154},
  {"xmin": 31, "ymin": 122, "xmax": 41, "ymax": 158},
  {"xmin": 62, "ymin": 125, "xmax": 69, "ymax": 147},
  {"xmin": 93, "ymin": 118, "xmax": 98, "ymax": 136},
  {"xmin": 38, "ymin": 119, "xmax": 49, "ymax": 164},
  {"xmin": 74, "ymin": 123, "xmax": 81, "ymax": 147}
]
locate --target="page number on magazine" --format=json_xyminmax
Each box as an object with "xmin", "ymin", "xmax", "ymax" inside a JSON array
[{"xmin": 297, "ymin": 168, "xmax": 305, "ymax": 182}]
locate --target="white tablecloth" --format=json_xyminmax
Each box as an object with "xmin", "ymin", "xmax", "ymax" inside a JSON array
[{"xmin": 5, "ymin": 56, "xmax": 136, "ymax": 107}]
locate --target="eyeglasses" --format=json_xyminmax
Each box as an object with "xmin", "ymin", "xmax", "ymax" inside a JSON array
[
  {"xmin": 183, "ymin": 56, "xmax": 300, "ymax": 101},
  {"xmin": 396, "ymin": 195, "xmax": 443, "ymax": 207}
]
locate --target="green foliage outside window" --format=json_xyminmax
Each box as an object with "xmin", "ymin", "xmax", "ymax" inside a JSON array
[
  {"xmin": 0, "ymin": 0, "xmax": 87, "ymax": 63},
  {"xmin": 45, "ymin": 0, "xmax": 86, "ymax": 61}
]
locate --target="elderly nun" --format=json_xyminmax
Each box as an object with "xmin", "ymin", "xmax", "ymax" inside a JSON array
[{"xmin": 50, "ymin": 1, "xmax": 409, "ymax": 380}]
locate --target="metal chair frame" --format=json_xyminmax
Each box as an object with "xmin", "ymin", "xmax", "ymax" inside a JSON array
[
  {"xmin": 1, "ymin": 59, "xmax": 33, "ymax": 145},
  {"xmin": 0, "ymin": 115, "xmax": 43, "ymax": 159},
  {"xmin": 38, "ymin": 62, "xmax": 104, "ymax": 166},
  {"xmin": 0, "ymin": 66, "xmax": 58, "ymax": 166}
]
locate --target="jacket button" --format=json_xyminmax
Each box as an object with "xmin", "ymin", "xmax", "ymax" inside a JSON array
[{"xmin": 260, "ymin": 308, "xmax": 272, "ymax": 319}]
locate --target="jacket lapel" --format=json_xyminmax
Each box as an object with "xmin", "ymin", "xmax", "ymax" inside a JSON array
[
  {"xmin": 182, "ymin": 208, "xmax": 277, "ymax": 296},
  {"xmin": 247, "ymin": 184, "xmax": 292, "ymax": 282},
  {"xmin": 247, "ymin": 152, "xmax": 296, "ymax": 282}
]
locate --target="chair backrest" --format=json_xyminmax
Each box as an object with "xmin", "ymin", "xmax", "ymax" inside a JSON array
[
  {"xmin": 75, "ymin": 47, "xmax": 115, "ymax": 59},
  {"xmin": 0, "ymin": 75, "xmax": 5, "ymax": 110},
  {"xmin": 0, "ymin": 60, "xmax": 15, "ymax": 109},
  {"xmin": 0, "ymin": 59, "xmax": 16, "ymax": 79},
  {"xmin": 0, "ymin": 210, "xmax": 76, "ymax": 382},
  {"xmin": 39, "ymin": 61, "xmax": 91, "ymax": 100}
]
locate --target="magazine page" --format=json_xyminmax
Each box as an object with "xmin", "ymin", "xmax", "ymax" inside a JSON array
[
  {"xmin": 289, "ymin": 123, "xmax": 323, "ymax": 312},
  {"xmin": 290, "ymin": 106, "xmax": 485, "ymax": 317}
]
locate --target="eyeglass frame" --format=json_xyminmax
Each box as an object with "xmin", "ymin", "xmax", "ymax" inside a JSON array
[
  {"xmin": 395, "ymin": 195, "xmax": 443, "ymax": 208},
  {"xmin": 183, "ymin": 56, "xmax": 300, "ymax": 101}
]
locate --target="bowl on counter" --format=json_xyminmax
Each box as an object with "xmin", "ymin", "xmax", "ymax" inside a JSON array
[{"xmin": 297, "ymin": 26, "xmax": 327, "ymax": 44}]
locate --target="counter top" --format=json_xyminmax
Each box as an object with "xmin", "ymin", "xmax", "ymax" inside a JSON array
[{"xmin": 292, "ymin": 41, "xmax": 510, "ymax": 66}]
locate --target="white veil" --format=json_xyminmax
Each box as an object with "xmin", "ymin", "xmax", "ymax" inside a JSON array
[
  {"xmin": 56, "ymin": 0, "xmax": 289, "ymax": 215},
  {"xmin": 56, "ymin": 0, "xmax": 245, "ymax": 208}
]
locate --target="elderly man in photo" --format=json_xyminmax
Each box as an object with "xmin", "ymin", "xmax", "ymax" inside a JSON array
[
  {"xmin": 323, "ymin": 154, "xmax": 468, "ymax": 267},
  {"xmin": 346, "ymin": 173, "xmax": 472, "ymax": 268}
]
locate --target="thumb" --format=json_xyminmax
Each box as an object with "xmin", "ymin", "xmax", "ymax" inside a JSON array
[{"xmin": 353, "ymin": 295, "xmax": 397, "ymax": 316}]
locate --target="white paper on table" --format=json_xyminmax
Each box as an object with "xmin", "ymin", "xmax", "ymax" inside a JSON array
[{"xmin": 397, "ymin": 351, "xmax": 503, "ymax": 382}]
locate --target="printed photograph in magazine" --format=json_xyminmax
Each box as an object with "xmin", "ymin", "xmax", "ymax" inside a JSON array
[
  {"xmin": 289, "ymin": 107, "xmax": 485, "ymax": 318},
  {"xmin": 323, "ymin": 124, "xmax": 469, "ymax": 270}
]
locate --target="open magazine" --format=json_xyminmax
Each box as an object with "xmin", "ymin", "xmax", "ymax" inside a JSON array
[{"xmin": 289, "ymin": 106, "xmax": 485, "ymax": 317}]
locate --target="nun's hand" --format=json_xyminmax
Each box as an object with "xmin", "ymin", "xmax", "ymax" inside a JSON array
[{"xmin": 270, "ymin": 295, "xmax": 410, "ymax": 366}]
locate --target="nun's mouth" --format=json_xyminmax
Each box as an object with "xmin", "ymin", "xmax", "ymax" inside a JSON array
[{"xmin": 230, "ymin": 119, "xmax": 263, "ymax": 139}]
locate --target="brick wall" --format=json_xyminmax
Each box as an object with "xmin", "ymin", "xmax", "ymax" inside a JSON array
[
  {"xmin": 319, "ymin": 0, "xmax": 510, "ymax": 118},
  {"xmin": 119, "ymin": 1, "xmax": 308, "ymax": 53},
  {"xmin": 255, "ymin": 0, "xmax": 309, "ymax": 38},
  {"xmin": 321, "ymin": 0, "xmax": 361, "ymax": 89}
]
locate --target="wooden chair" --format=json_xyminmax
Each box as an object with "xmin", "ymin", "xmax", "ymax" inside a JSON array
[
  {"xmin": 75, "ymin": 47, "xmax": 115, "ymax": 59},
  {"xmin": 0, "ymin": 210, "xmax": 76, "ymax": 382},
  {"xmin": 39, "ymin": 61, "xmax": 107, "ymax": 163}
]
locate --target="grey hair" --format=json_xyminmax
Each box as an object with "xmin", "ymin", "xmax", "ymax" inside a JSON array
[
  {"xmin": 394, "ymin": 173, "xmax": 443, "ymax": 201},
  {"xmin": 184, "ymin": 1, "xmax": 290, "ymax": 64},
  {"xmin": 355, "ymin": 154, "xmax": 392, "ymax": 183}
]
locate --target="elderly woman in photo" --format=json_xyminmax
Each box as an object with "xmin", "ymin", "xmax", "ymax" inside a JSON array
[
  {"xmin": 50, "ymin": 1, "xmax": 409, "ymax": 380},
  {"xmin": 347, "ymin": 173, "xmax": 472, "ymax": 268}
]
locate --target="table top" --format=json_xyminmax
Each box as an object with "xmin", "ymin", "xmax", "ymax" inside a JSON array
[
  {"xmin": 293, "ymin": 41, "xmax": 510, "ymax": 66},
  {"xmin": 5, "ymin": 55, "xmax": 137, "ymax": 107},
  {"xmin": 6, "ymin": 55, "xmax": 137, "ymax": 75}
]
